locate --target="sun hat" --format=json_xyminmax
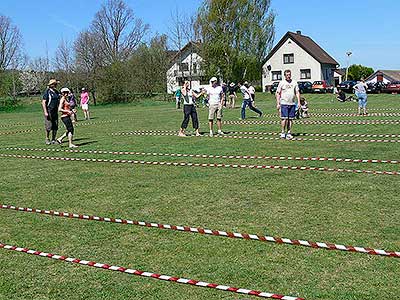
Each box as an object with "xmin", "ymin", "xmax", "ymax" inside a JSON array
[
  {"xmin": 48, "ymin": 79, "xmax": 59, "ymax": 86},
  {"xmin": 60, "ymin": 88, "xmax": 71, "ymax": 93},
  {"xmin": 210, "ymin": 77, "xmax": 218, "ymax": 82}
]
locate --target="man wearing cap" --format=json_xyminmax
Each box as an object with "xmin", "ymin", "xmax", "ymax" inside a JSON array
[
  {"xmin": 41, "ymin": 79, "xmax": 60, "ymax": 144},
  {"xmin": 204, "ymin": 77, "xmax": 224, "ymax": 137},
  {"xmin": 276, "ymin": 70, "xmax": 301, "ymax": 140}
]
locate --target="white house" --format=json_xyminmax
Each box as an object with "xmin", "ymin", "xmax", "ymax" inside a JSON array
[
  {"xmin": 262, "ymin": 31, "xmax": 339, "ymax": 92},
  {"xmin": 333, "ymin": 68, "xmax": 346, "ymax": 86},
  {"xmin": 365, "ymin": 70, "xmax": 400, "ymax": 84},
  {"xmin": 166, "ymin": 41, "xmax": 207, "ymax": 94}
]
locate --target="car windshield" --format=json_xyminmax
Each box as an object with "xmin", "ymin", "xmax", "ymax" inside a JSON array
[{"xmin": 313, "ymin": 81, "xmax": 323, "ymax": 85}]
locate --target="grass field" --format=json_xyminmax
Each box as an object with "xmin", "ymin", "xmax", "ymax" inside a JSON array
[{"xmin": 0, "ymin": 93, "xmax": 399, "ymax": 300}]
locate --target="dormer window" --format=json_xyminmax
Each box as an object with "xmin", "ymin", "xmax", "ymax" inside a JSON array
[{"xmin": 283, "ymin": 54, "xmax": 294, "ymax": 64}]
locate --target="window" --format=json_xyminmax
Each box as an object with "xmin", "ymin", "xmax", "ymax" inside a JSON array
[
  {"xmin": 283, "ymin": 54, "xmax": 294, "ymax": 64},
  {"xmin": 192, "ymin": 63, "xmax": 197, "ymax": 74},
  {"xmin": 179, "ymin": 63, "xmax": 189, "ymax": 72},
  {"xmin": 300, "ymin": 69, "xmax": 311, "ymax": 79},
  {"xmin": 272, "ymin": 71, "xmax": 282, "ymax": 81}
]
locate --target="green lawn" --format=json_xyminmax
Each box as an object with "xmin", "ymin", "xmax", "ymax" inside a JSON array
[{"xmin": 0, "ymin": 93, "xmax": 399, "ymax": 300}]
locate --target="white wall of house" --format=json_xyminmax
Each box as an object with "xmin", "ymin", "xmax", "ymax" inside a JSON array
[
  {"xmin": 334, "ymin": 71, "xmax": 343, "ymax": 85},
  {"xmin": 262, "ymin": 37, "xmax": 322, "ymax": 92},
  {"xmin": 167, "ymin": 52, "xmax": 206, "ymax": 94}
]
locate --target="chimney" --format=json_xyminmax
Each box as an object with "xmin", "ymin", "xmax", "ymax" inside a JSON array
[{"xmin": 296, "ymin": 30, "xmax": 302, "ymax": 35}]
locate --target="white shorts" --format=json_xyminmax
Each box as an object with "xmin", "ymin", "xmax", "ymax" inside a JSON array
[{"xmin": 81, "ymin": 104, "xmax": 89, "ymax": 110}]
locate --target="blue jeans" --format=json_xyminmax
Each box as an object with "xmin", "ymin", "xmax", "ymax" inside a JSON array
[
  {"xmin": 356, "ymin": 92, "xmax": 367, "ymax": 108},
  {"xmin": 241, "ymin": 99, "xmax": 262, "ymax": 119}
]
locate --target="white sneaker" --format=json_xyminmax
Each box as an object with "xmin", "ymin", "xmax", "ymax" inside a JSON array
[
  {"xmin": 195, "ymin": 132, "xmax": 202, "ymax": 137},
  {"xmin": 286, "ymin": 133, "xmax": 293, "ymax": 140},
  {"xmin": 217, "ymin": 130, "xmax": 224, "ymax": 135},
  {"xmin": 45, "ymin": 139, "xmax": 51, "ymax": 145},
  {"xmin": 209, "ymin": 131, "xmax": 214, "ymax": 137},
  {"xmin": 69, "ymin": 144, "xmax": 78, "ymax": 148},
  {"xmin": 178, "ymin": 132, "xmax": 186, "ymax": 137},
  {"xmin": 280, "ymin": 132, "xmax": 286, "ymax": 139}
]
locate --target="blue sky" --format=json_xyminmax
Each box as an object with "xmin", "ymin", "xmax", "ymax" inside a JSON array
[{"xmin": 1, "ymin": 0, "xmax": 399, "ymax": 70}]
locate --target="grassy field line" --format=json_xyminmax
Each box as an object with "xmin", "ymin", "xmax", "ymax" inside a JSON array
[
  {"xmin": 113, "ymin": 131, "xmax": 400, "ymax": 144},
  {"xmin": 1, "ymin": 204, "xmax": 399, "ymax": 259},
  {"xmin": 1, "ymin": 153, "xmax": 399, "ymax": 176},
  {"xmin": 117, "ymin": 129, "xmax": 400, "ymax": 138},
  {"xmin": 2, "ymin": 147, "xmax": 399, "ymax": 165},
  {"xmin": 224, "ymin": 119, "xmax": 400, "ymax": 125},
  {"xmin": 0, "ymin": 242, "xmax": 302, "ymax": 300}
]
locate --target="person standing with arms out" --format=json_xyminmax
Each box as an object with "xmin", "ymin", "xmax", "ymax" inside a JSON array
[
  {"xmin": 204, "ymin": 77, "xmax": 224, "ymax": 137},
  {"xmin": 178, "ymin": 81, "xmax": 202, "ymax": 137},
  {"xmin": 276, "ymin": 70, "xmax": 301, "ymax": 140},
  {"xmin": 80, "ymin": 88, "xmax": 90, "ymax": 120},
  {"xmin": 353, "ymin": 78, "xmax": 368, "ymax": 115},
  {"xmin": 41, "ymin": 79, "xmax": 60, "ymax": 145},
  {"xmin": 238, "ymin": 81, "xmax": 263, "ymax": 120},
  {"xmin": 175, "ymin": 86, "xmax": 182, "ymax": 109},
  {"xmin": 57, "ymin": 88, "xmax": 78, "ymax": 148}
]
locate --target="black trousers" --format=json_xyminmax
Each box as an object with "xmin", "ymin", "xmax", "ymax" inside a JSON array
[{"xmin": 181, "ymin": 105, "xmax": 199, "ymax": 130}]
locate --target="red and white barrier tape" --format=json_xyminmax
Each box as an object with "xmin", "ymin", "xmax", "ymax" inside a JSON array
[
  {"xmin": 312, "ymin": 108, "xmax": 400, "ymax": 112},
  {"xmin": 2, "ymin": 147, "xmax": 399, "ymax": 165},
  {"xmin": 113, "ymin": 131, "xmax": 400, "ymax": 144},
  {"xmin": 224, "ymin": 119, "xmax": 400, "ymax": 126},
  {"xmin": 261, "ymin": 112, "xmax": 400, "ymax": 118},
  {"xmin": 0, "ymin": 153, "xmax": 399, "ymax": 176},
  {"xmin": 0, "ymin": 129, "xmax": 40, "ymax": 136},
  {"xmin": 1, "ymin": 204, "xmax": 399, "ymax": 259},
  {"xmin": 0, "ymin": 242, "xmax": 301, "ymax": 299},
  {"xmin": 117, "ymin": 129, "xmax": 400, "ymax": 139}
]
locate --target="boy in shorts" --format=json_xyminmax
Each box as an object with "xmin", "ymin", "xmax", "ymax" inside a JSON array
[{"xmin": 276, "ymin": 70, "xmax": 301, "ymax": 140}]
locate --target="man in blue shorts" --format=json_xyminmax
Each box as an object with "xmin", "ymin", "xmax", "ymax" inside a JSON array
[{"xmin": 276, "ymin": 70, "xmax": 301, "ymax": 140}]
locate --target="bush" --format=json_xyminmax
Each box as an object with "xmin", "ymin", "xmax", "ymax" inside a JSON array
[{"xmin": 0, "ymin": 97, "xmax": 21, "ymax": 111}]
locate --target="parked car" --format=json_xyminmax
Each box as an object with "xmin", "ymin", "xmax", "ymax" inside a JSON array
[
  {"xmin": 383, "ymin": 81, "xmax": 400, "ymax": 94},
  {"xmin": 338, "ymin": 80, "xmax": 357, "ymax": 93},
  {"xmin": 269, "ymin": 82, "xmax": 279, "ymax": 94},
  {"xmin": 298, "ymin": 81, "xmax": 313, "ymax": 93},
  {"xmin": 312, "ymin": 80, "xmax": 333, "ymax": 93},
  {"xmin": 367, "ymin": 82, "xmax": 386, "ymax": 94}
]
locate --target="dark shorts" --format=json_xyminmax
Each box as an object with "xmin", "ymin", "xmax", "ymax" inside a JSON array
[
  {"xmin": 280, "ymin": 104, "xmax": 296, "ymax": 120},
  {"xmin": 44, "ymin": 111, "xmax": 58, "ymax": 131},
  {"xmin": 61, "ymin": 116, "xmax": 74, "ymax": 135}
]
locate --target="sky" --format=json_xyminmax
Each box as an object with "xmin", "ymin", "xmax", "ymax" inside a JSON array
[{"xmin": 0, "ymin": 0, "xmax": 399, "ymax": 70}]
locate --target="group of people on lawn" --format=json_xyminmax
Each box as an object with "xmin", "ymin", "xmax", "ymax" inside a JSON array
[
  {"xmin": 177, "ymin": 70, "xmax": 307, "ymax": 140},
  {"xmin": 41, "ymin": 79, "xmax": 90, "ymax": 148}
]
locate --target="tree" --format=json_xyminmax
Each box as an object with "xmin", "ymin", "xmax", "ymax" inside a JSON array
[
  {"xmin": 347, "ymin": 64, "xmax": 374, "ymax": 81},
  {"xmin": 54, "ymin": 38, "xmax": 75, "ymax": 88},
  {"xmin": 195, "ymin": 0, "xmax": 275, "ymax": 82},
  {"xmin": 91, "ymin": 0, "xmax": 149, "ymax": 64},
  {"xmin": 74, "ymin": 30, "xmax": 104, "ymax": 105},
  {"xmin": 128, "ymin": 34, "xmax": 169, "ymax": 94},
  {"xmin": 0, "ymin": 15, "xmax": 23, "ymax": 71}
]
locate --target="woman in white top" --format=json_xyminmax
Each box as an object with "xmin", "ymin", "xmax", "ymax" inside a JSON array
[
  {"xmin": 353, "ymin": 78, "xmax": 368, "ymax": 115},
  {"xmin": 178, "ymin": 81, "xmax": 203, "ymax": 137}
]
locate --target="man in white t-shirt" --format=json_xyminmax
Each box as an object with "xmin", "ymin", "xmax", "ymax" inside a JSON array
[
  {"xmin": 204, "ymin": 77, "xmax": 224, "ymax": 136},
  {"xmin": 276, "ymin": 70, "xmax": 301, "ymax": 140}
]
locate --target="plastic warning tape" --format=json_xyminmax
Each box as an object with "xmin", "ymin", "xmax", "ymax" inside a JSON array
[
  {"xmin": 115, "ymin": 129, "xmax": 400, "ymax": 139},
  {"xmin": 112, "ymin": 131, "xmax": 400, "ymax": 144},
  {"xmin": 0, "ymin": 153, "xmax": 399, "ymax": 176},
  {"xmin": 2, "ymin": 147, "xmax": 399, "ymax": 165},
  {"xmin": 0, "ymin": 129, "xmax": 40, "ymax": 136},
  {"xmin": 260, "ymin": 112, "xmax": 400, "ymax": 118},
  {"xmin": 311, "ymin": 108, "xmax": 400, "ymax": 112},
  {"xmin": 224, "ymin": 119, "xmax": 400, "ymax": 126},
  {"xmin": 1, "ymin": 204, "xmax": 399, "ymax": 259},
  {"xmin": 0, "ymin": 242, "xmax": 301, "ymax": 299}
]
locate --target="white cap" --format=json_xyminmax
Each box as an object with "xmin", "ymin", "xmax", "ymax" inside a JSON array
[
  {"xmin": 210, "ymin": 77, "xmax": 218, "ymax": 82},
  {"xmin": 60, "ymin": 88, "xmax": 70, "ymax": 93}
]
